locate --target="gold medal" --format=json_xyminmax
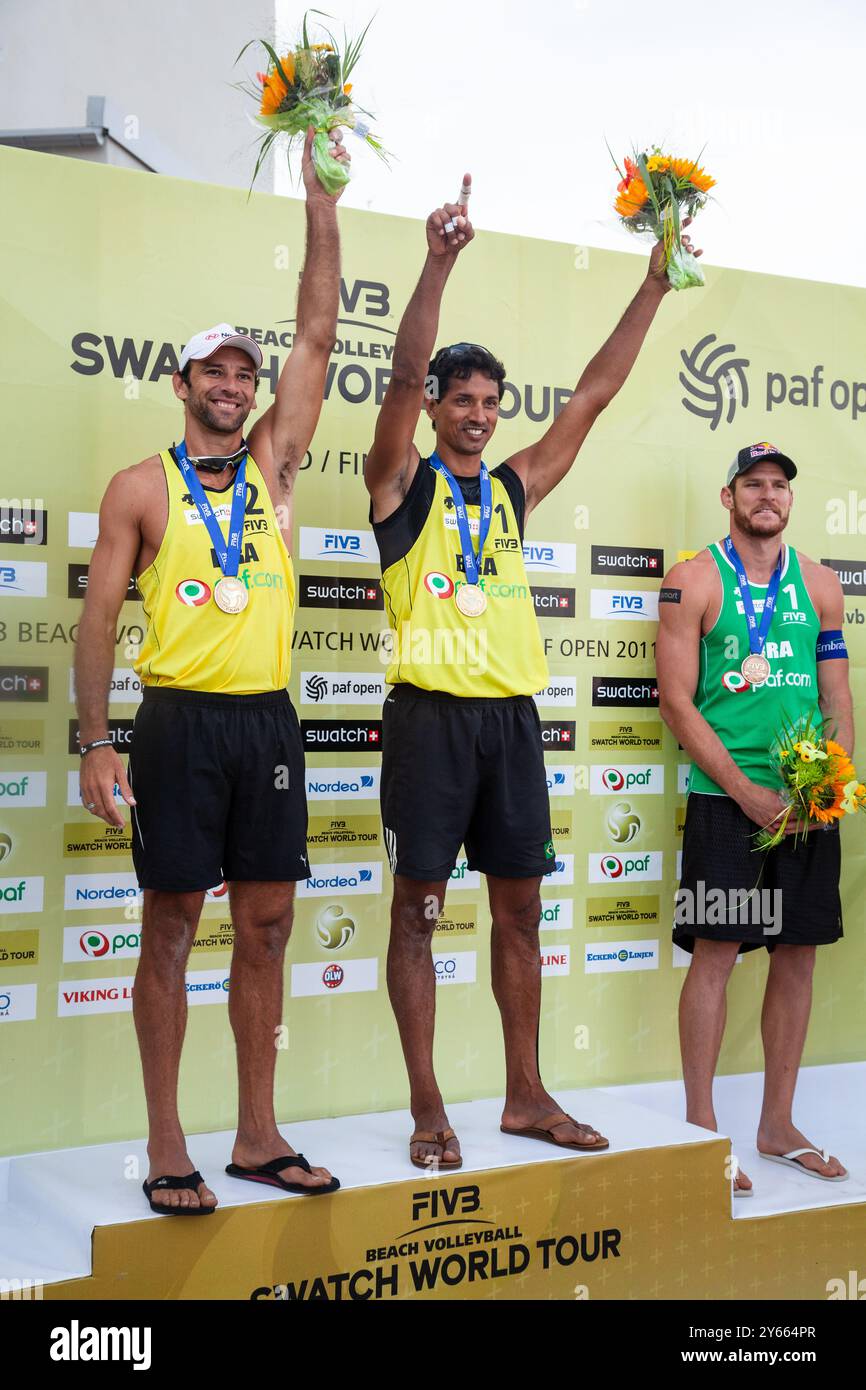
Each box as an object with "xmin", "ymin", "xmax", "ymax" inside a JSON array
[
  {"xmin": 740, "ymin": 652, "xmax": 770, "ymax": 685},
  {"xmin": 213, "ymin": 576, "xmax": 249, "ymax": 614},
  {"xmin": 455, "ymin": 585, "xmax": 487, "ymax": 617}
]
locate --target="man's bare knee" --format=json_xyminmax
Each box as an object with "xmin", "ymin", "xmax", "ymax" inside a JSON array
[
  {"xmin": 140, "ymin": 891, "xmax": 203, "ymax": 966},
  {"xmin": 688, "ymin": 938, "xmax": 741, "ymax": 981},
  {"xmin": 233, "ymin": 913, "xmax": 293, "ymax": 965},
  {"xmin": 391, "ymin": 878, "xmax": 444, "ymax": 940}
]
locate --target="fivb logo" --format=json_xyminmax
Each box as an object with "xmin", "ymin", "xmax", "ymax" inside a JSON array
[
  {"xmin": 590, "ymin": 765, "xmax": 664, "ymax": 795},
  {"xmin": 305, "ymin": 766, "xmax": 379, "ymax": 800},
  {"xmin": 546, "ymin": 765, "xmax": 576, "ymax": 795},
  {"xmin": 588, "ymin": 852, "xmax": 662, "ymax": 883},
  {"xmin": 299, "ymin": 527, "xmax": 378, "ymax": 564},
  {"xmin": 590, "ymin": 590, "xmax": 659, "ymax": 621},
  {"xmin": 0, "ymin": 771, "xmax": 47, "ymax": 807},
  {"xmin": 522, "ymin": 541, "xmax": 576, "ymax": 574},
  {"xmin": 0, "ymin": 561, "xmax": 47, "ymax": 598},
  {"xmin": 64, "ymin": 873, "xmax": 141, "ymax": 910},
  {"xmin": 297, "ymin": 862, "xmax": 382, "ymax": 897}
]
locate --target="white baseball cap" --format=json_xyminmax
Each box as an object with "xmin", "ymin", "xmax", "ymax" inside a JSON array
[{"xmin": 178, "ymin": 323, "xmax": 263, "ymax": 372}]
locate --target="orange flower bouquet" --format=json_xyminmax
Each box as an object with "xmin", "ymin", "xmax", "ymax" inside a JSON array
[
  {"xmin": 755, "ymin": 710, "xmax": 866, "ymax": 850},
  {"xmin": 611, "ymin": 147, "xmax": 715, "ymax": 290},
  {"xmin": 237, "ymin": 11, "xmax": 387, "ymax": 195}
]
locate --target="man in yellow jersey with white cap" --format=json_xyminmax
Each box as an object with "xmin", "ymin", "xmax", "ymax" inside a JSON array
[
  {"xmin": 75, "ymin": 131, "xmax": 346, "ymax": 1214},
  {"xmin": 365, "ymin": 176, "xmax": 701, "ymax": 1170}
]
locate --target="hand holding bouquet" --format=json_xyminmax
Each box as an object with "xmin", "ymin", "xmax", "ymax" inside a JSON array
[
  {"xmin": 611, "ymin": 148, "xmax": 715, "ymax": 291},
  {"xmin": 754, "ymin": 711, "xmax": 866, "ymax": 850},
  {"xmin": 237, "ymin": 11, "xmax": 388, "ymax": 196}
]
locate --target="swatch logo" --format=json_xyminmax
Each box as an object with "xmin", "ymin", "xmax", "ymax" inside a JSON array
[{"xmin": 301, "ymin": 721, "xmax": 382, "ymax": 752}]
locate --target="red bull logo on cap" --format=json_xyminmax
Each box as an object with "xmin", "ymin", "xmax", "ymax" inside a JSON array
[{"xmin": 750, "ymin": 442, "xmax": 778, "ymax": 458}]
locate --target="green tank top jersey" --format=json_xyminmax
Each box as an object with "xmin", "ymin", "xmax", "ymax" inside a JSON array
[{"xmin": 689, "ymin": 541, "xmax": 820, "ymax": 796}]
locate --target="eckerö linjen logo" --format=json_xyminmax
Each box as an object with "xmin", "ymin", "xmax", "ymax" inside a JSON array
[{"xmin": 680, "ymin": 333, "xmax": 750, "ymax": 430}]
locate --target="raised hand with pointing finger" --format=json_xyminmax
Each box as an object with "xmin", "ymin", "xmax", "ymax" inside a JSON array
[{"xmin": 427, "ymin": 172, "xmax": 474, "ymax": 255}]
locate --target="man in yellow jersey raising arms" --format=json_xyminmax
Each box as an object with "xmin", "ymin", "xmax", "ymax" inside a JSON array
[
  {"xmin": 75, "ymin": 131, "xmax": 347, "ymax": 1214},
  {"xmin": 365, "ymin": 176, "xmax": 700, "ymax": 1169}
]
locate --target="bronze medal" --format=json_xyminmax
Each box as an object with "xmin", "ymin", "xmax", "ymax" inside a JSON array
[
  {"xmin": 740, "ymin": 652, "xmax": 771, "ymax": 685},
  {"xmin": 213, "ymin": 576, "xmax": 249, "ymax": 614},
  {"xmin": 454, "ymin": 585, "xmax": 487, "ymax": 617}
]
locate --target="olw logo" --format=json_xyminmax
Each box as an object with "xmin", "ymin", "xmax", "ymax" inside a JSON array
[{"xmin": 680, "ymin": 333, "xmax": 750, "ymax": 431}]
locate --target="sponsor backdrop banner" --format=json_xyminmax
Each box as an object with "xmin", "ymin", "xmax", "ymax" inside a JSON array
[{"xmin": 1, "ymin": 148, "xmax": 864, "ymax": 1155}]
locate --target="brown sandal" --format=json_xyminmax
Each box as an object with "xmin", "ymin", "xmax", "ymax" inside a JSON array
[
  {"xmin": 409, "ymin": 1128, "xmax": 463, "ymax": 1170},
  {"xmin": 500, "ymin": 1112, "xmax": 609, "ymax": 1152}
]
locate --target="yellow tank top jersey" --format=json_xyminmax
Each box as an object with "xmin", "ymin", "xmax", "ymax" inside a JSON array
[
  {"xmin": 134, "ymin": 450, "xmax": 295, "ymax": 694},
  {"xmin": 380, "ymin": 465, "xmax": 549, "ymax": 697}
]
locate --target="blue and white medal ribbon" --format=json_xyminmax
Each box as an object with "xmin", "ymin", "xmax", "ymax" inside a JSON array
[
  {"xmin": 430, "ymin": 452, "xmax": 492, "ymax": 616},
  {"xmin": 723, "ymin": 535, "xmax": 783, "ymax": 685},
  {"xmin": 174, "ymin": 441, "xmax": 249, "ymax": 613}
]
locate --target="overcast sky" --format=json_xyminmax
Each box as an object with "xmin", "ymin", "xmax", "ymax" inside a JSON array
[{"xmin": 270, "ymin": 0, "xmax": 865, "ymax": 288}]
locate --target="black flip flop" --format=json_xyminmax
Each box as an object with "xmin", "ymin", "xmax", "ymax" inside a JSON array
[
  {"xmin": 142, "ymin": 1169, "xmax": 216, "ymax": 1215},
  {"xmin": 225, "ymin": 1153, "xmax": 340, "ymax": 1196}
]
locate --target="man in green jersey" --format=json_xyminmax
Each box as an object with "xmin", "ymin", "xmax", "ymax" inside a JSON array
[{"xmin": 657, "ymin": 444, "xmax": 852, "ymax": 1192}]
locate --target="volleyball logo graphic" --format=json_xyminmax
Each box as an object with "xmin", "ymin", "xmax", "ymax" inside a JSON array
[
  {"xmin": 606, "ymin": 801, "xmax": 641, "ymax": 845},
  {"xmin": 0, "ymin": 833, "xmax": 12, "ymax": 865},
  {"xmin": 175, "ymin": 579, "xmax": 212, "ymax": 607},
  {"xmin": 721, "ymin": 670, "xmax": 750, "ymax": 694},
  {"xmin": 316, "ymin": 905, "xmax": 356, "ymax": 951},
  {"xmin": 424, "ymin": 571, "xmax": 455, "ymax": 599}
]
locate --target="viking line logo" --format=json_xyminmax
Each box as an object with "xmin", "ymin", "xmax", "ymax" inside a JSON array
[
  {"xmin": 424, "ymin": 571, "xmax": 455, "ymax": 599},
  {"xmin": 175, "ymin": 579, "xmax": 211, "ymax": 607},
  {"xmin": 721, "ymin": 670, "xmax": 751, "ymax": 693}
]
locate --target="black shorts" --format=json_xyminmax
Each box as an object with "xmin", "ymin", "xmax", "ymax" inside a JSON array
[
  {"xmin": 380, "ymin": 684, "xmax": 555, "ymax": 881},
  {"xmin": 673, "ymin": 792, "xmax": 843, "ymax": 954},
  {"xmin": 128, "ymin": 688, "xmax": 309, "ymax": 892}
]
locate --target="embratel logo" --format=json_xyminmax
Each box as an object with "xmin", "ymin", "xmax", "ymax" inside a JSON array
[
  {"xmin": 606, "ymin": 802, "xmax": 641, "ymax": 845},
  {"xmin": 591, "ymin": 678, "xmax": 658, "ymax": 707},
  {"xmin": 0, "ymin": 669, "xmax": 49, "ymax": 703},
  {"xmin": 175, "ymin": 579, "xmax": 211, "ymax": 607},
  {"xmin": 302, "ymin": 720, "xmax": 382, "ymax": 752},
  {"xmin": 591, "ymin": 546, "xmax": 663, "ymax": 576},
  {"xmin": 424, "ymin": 571, "xmax": 455, "ymax": 599},
  {"xmin": 679, "ymin": 333, "xmax": 750, "ymax": 430},
  {"xmin": 0, "ymin": 502, "xmax": 47, "ymax": 545},
  {"xmin": 821, "ymin": 558, "xmax": 866, "ymax": 595},
  {"xmin": 0, "ymin": 561, "xmax": 47, "ymax": 598},
  {"xmin": 531, "ymin": 586, "xmax": 575, "ymax": 617},
  {"xmin": 299, "ymin": 575, "xmax": 383, "ymax": 610}
]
